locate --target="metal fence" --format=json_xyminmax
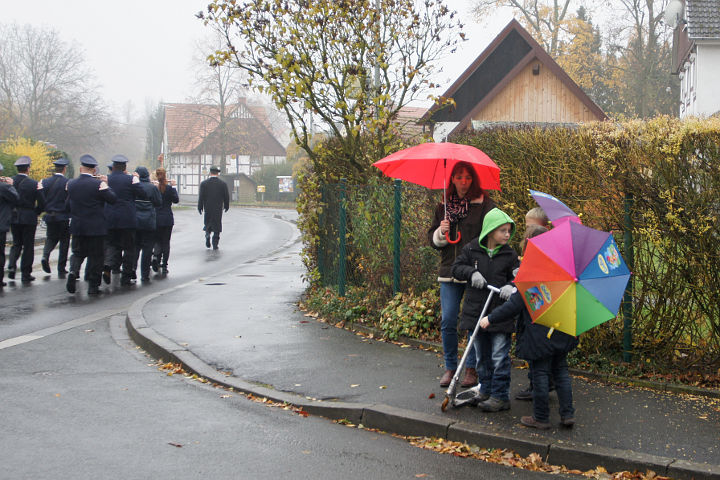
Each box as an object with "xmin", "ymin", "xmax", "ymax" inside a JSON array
[{"xmin": 317, "ymin": 179, "xmax": 439, "ymax": 297}]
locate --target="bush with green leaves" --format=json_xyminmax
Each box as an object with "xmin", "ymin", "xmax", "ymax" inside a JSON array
[{"xmin": 378, "ymin": 288, "xmax": 440, "ymax": 341}]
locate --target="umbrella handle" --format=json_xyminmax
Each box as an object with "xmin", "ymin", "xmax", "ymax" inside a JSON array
[{"xmin": 445, "ymin": 230, "xmax": 461, "ymax": 244}]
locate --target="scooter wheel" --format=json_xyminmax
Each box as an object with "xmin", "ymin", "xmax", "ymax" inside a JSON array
[{"xmin": 441, "ymin": 396, "xmax": 450, "ymax": 412}]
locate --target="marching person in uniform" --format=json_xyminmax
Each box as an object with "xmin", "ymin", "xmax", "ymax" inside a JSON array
[
  {"xmin": 103, "ymin": 154, "xmax": 146, "ymax": 286},
  {"xmin": 131, "ymin": 166, "xmax": 161, "ymax": 282},
  {"xmin": 197, "ymin": 165, "xmax": 229, "ymax": 250},
  {"xmin": 0, "ymin": 163, "xmax": 20, "ymax": 289},
  {"xmin": 6, "ymin": 156, "xmax": 44, "ymax": 284},
  {"xmin": 40, "ymin": 157, "xmax": 71, "ymax": 277},
  {"xmin": 65, "ymin": 155, "xmax": 116, "ymax": 295}
]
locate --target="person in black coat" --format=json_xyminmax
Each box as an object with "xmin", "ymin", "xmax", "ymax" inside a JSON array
[
  {"xmin": 131, "ymin": 166, "xmax": 161, "ymax": 282},
  {"xmin": 103, "ymin": 154, "xmax": 146, "ymax": 286},
  {"xmin": 39, "ymin": 158, "xmax": 71, "ymax": 277},
  {"xmin": 0, "ymin": 164, "xmax": 20, "ymax": 289},
  {"xmin": 451, "ymin": 207, "xmax": 519, "ymax": 412},
  {"xmin": 480, "ymin": 291, "xmax": 579, "ymax": 429},
  {"xmin": 6, "ymin": 156, "xmax": 44, "ymax": 284},
  {"xmin": 151, "ymin": 167, "xmax": 179, "ymax": 275},
  {"xmin": 197, "ymin": 165, "xmax": 229, "ymax": 250},
  {"xmin": 65, "ymin": 155, "xmax": 116, "ymax": 295},
  {"xmin": 478, "ymin": 224, "xmax": 579, "ymax": 429}
]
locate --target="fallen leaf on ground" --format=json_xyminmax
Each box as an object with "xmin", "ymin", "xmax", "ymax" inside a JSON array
[
  {"xmin": 350, "ymin": 384, "xmax": 360, "ymax": 388},
  {"xmin": 168, "ymin": 442, "xmax": 182, "ymax": 448},
  {"xmin": 428, "ymin": 393, "xmax": 435, "ymax": 399}
]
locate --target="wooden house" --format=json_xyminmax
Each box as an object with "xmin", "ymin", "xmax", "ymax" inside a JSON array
[
  {"xmin": 161, "ymin": 101, "xmax": 286, "ymax": 200},
  {"xmin": 422, "ymin": 19, "xmax": 607, "ymax": 138}
]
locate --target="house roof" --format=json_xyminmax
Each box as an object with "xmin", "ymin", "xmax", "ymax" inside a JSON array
[
  {"xmin": 164, "ymin": 102, "xmax": 286, "ymax": 156},
  {"xmin": 421, "ymin": 19, "xmax": 606, "ymax": 135},
  {"xmin": 687, "ymin": 0, "xmax": 720, "ymax": 39}
]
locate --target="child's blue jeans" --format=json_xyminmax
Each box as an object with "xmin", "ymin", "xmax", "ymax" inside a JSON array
[{"xmin": 474, "ymin": 331, "xmax": 512, "ymax": 401}]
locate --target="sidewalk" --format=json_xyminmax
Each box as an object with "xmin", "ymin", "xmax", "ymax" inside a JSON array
[{"xmin": 126, "ymin": 221, "xmax": 720, "ymax": 480}]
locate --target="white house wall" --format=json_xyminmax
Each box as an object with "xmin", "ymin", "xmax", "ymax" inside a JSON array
[{"xmin": 695, "ymin": 42, "xmax": 720, "ymax": 117}]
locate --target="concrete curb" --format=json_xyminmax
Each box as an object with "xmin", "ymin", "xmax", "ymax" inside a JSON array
[{"xmin": 124, "ymin": 281, "xmax": 720, "ymax": 480}]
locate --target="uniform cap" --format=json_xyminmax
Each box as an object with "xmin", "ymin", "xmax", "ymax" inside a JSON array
[
  {"xmin": 111, "ymin": 154, "xmax": 129, "ymax": 164},
  {"xmin": 79, "ymin": 154, "xmax": 99, "ymax": 167},
  {"xmin": 209, "ymin": 165, "xmax": 221, "ymax": 173},
  {"xmin": 14, "ymin": 156, "xmax": 31, "ymax": 167},
  {"xmin": 53, "ymin": 158, "xmax": 69, "ymax": 166}
]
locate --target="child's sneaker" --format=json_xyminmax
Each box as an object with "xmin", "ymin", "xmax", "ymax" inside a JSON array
[
  {"xmin": 520, "ymin": 416, "xmax": 551, "ymax": 430},
  {"xmin": 514, "ymin": 388, "xmax": 533, "ymax": 401},
  {"xmin": 560, "ymin": 417, "xmax": 575, "ymax": 427},
  {"xmin": 478, "ymin": 396, "xmax": 510, "ymax": 412}
]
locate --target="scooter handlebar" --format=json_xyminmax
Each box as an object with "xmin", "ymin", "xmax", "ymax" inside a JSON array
[{"xmin": 486, "ymin": 285, "xmax": 517, "ymax": 295}]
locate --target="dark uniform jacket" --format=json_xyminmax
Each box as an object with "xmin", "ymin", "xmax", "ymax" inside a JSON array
[
  {"xmin": 67, "ymin": 174, "xmax": 117, "ymax": 236},
  {"xmin": 105, "ymin": 171, "xmax": 146, "ymax": 229},
  {"xmin": 11, "ymin": 174, "xmax": 44, "ymax": 225},
  {"xmin": 451, "ymin": 208, "xmax": 520, "ymax": 332},
  {"xmin": 156, "ymin": 185, "xmax": 179, "ymax": 227},
  {"xmin": 0, "ymin": 182, "xmax": 20, "ymax": 232},
  {"xmin": 198, "ymin": 176, "xmax": 229, "ymax": 233},
  {"xmin": 134, "ymin": 177, "xmax": 162, "ymax": 231},
  {"xmin": 41, "ymin": 173, "xmax": 70, "ymax": 222},
  {"xmin": 488, "ymin": 292, "xmax": 579, "ymax": 361},
  {"xmin": 427, "ymin": 197, "xmax": 496, "ymax": 280}
]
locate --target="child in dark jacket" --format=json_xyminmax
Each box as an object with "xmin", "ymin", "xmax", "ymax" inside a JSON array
[
  {"xmin": 451, "ymin": 207, "xmax": 519, "ymax": 412},
  {"xmin": 478, "ymin": 226, "xmax": 579, "ymax": 429}
]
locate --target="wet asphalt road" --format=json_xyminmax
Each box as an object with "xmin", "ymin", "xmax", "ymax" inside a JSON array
[
  {"xmin": 0, "ymin": 207, "xmax": 296, "ymax": 341},
  {"xmin": 1, "ymin": 208, "xmax": 577, "ymax": 479}
]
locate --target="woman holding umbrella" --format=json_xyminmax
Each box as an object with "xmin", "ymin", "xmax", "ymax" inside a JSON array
[{"xmin": 428, "ymin": 162, "xmax": 496, "ymax": 388}]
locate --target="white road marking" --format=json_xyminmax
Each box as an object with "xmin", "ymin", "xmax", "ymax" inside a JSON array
[{"xmin": 0, "ymin": 309, "xmax": 122, "ymax": 350}]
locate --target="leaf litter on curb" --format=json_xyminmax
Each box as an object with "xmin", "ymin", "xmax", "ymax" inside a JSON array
[{"xmin": 148, "ymin": 349, "xmax": 671, "ymax": 479}]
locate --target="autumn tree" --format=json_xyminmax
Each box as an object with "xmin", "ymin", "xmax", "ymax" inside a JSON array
[
  {"xmin": 199, "ymin": 0, "xmax": 464, "ymax": 174},
  {"xmin": 1, "ymin": 137, "xmax": 53, "ymax": 180},
  {"xmin": 555, "ymin": 7, "xmax": 615, "ymax": 113},
  {"xmin": 471, "ymin": 0, "xmax": 581, "ymax": 57},
  {"xmin": 0, "ymin": 23, "xmax": 114, "ymax": 155},
  {"xmin": 184, "ymin": 33, "xmax": 251, "ymax": 172},
  {"xmin": 606, "ymin": 0, "xmax": 677, "ymax": 117}
]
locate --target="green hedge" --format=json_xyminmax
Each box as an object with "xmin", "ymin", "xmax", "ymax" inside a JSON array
[{"xmin": 297, "ymin": 117, "xmax": 720, "ymax": 371}]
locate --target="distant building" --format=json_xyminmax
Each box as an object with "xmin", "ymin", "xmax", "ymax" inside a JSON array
[
  {"xmin": 670, "ymin": 0, "xmax": 720, "ymax": 118},
  {"xmin": 421, "ymin": 19, "xmax": 606, "ymax": 139},
  {"xmin": 161, "ymin": 101, "xmax": 286, "ymax": 199}
]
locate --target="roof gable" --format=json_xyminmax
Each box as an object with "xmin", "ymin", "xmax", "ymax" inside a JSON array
[{"xmin": 423, "ymin": 19, "xmax": 606, "ymax": 133}]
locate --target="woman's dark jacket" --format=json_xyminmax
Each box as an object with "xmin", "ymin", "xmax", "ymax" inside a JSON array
[
  {"xmin": 426, "ymin": 196, "xmax": 496, "ymax": 280},
  {"xmin": 155, "ymin": 185, "xmax": 179, "ymax": 227},
  {"xmin": 488, "ymin": 292, "xmax": 579, "ymax": 361}
]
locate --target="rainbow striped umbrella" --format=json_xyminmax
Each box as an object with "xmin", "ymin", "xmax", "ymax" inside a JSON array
[{"xmin": 514, "ymin": 221, "xmax": 631, "ymax": 336}]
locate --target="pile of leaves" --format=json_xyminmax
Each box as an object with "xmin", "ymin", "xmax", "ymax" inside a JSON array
[{"xmin": 379, "ymin": 288, "xmax": 441, "ymax": 341}]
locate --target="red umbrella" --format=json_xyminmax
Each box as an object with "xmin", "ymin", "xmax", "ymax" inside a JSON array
[
  {"xmin": 373, "ymin": 142, "xmax": 501, "ymax": 243},
  {"xmin": 373, "ymin": 142, "xmax": 501, "ymax": 191}
]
